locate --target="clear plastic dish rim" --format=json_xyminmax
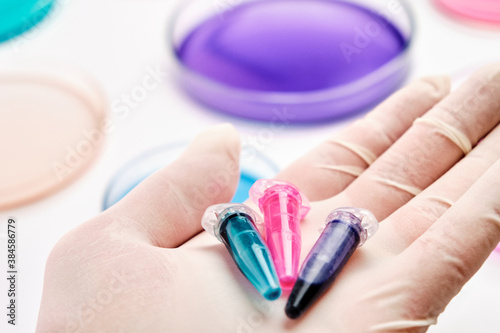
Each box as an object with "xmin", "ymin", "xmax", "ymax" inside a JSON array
[{"xmin": 167, "ymin": 0, "xmax": 416, "ymax": 106}]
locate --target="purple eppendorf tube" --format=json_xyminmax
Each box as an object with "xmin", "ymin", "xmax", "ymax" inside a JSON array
[{"xmin": 285, "ymin": 207, "xmax": 379, "ymax": 319}]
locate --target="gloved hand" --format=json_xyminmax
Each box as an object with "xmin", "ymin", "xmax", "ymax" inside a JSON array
[{"xmin": 37, "ymin": 64, "xmax": 500, "ymax": 333}]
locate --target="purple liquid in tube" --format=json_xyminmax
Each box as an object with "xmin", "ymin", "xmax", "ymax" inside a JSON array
[{"xmin": 174, "ymin": 0, "xmax": 412, "ymax": 122}]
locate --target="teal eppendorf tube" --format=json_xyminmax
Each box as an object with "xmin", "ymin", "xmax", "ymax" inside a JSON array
[{"xmin": 202, "ymin": 204, "xmax": 281, "ymax": 300}]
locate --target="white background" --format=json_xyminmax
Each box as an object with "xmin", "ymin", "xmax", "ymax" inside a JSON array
[{"xmin": 0, "ymin": 0, "xmax": 500, "ymax": 332}]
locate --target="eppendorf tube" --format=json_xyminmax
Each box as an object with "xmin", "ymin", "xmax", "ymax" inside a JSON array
[
  {"xmin": 202, "ymin": 203, "xmax": 281, "ymax": 300},
  {"xmin": 285, "ymin": 207, "xmax": 379, "ymax": 319},
  {"xmin": 250, "ymin": 179, "xmax": 310, "ymax": 290}
]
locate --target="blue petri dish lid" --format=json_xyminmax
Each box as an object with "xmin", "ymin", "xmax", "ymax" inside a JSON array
[
  {"xmin": 169, "ymin": 0, "xmax": 415, "ymax": 122},
  {"xmin": 102, "ymin": 142, "xmax": 280, "ymax": 210},
  {"xmin": 0, "ymin": 0, "xmax": 54, "ymax": 43}
]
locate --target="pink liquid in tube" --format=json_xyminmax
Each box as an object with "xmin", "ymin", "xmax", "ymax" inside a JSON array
[{"xmin": 250, "ymin": 180, "xmax": 310, "ymax": 290}]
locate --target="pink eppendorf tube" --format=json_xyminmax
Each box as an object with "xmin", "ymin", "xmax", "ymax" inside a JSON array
[{"xmin": 250, "ymin": 180, "xmax": 310, "ymax": 290}]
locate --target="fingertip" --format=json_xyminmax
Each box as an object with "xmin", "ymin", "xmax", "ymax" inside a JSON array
[
  {"xmin": 185, "ymin": 123, "xmax": 241, "ymax": 160},
  {"xmin": 476, "ymin": 62, "xmax": 500, "ymax": 82},
  {"xmin": 417, "ymin": 75, "xmax": 451, "ymax": 99},
  {"xmin": 107, "ymin": 124, "xmax": 243, "ymax": 248}
]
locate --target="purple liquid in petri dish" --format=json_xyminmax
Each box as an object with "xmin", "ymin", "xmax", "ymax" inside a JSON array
[{"xmin": 173, "ymin": 0, "xmax": 413, "ymax": 122}]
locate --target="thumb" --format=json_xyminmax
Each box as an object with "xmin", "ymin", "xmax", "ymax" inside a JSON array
[{"xmin": 106, "ymin": 123, "xmax": 241, "ymax": 248}]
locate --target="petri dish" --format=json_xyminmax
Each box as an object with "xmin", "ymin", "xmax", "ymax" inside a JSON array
[
  {"xmin": 433, "ymin": 0, "xmax": 500, "ymax": 25},
  {"xmin": 102, "ymin": 143, "xmax": 280, "ymax": 210},
  {"xmin": 451, "ymin": 63, "xmax": 500, "ymax": 254},
  {"xmin": 0, "ymin": 63, "xmax": 108, "ymax": 210},
  {"xmin": 0, "ymin": 0, "xmax": 54, "ymax": 43},
  {"xmin": 169, "ymin": 0, "xmax": 414, "ymax": 122}
]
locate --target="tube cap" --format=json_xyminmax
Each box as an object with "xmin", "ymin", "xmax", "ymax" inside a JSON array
[
  {"xmin": 326, "ymin": 207, "xmax": 379, "ymax": 246},
  {"xmin": 202, "ymin": 203, "xmax": 262, "ymax": 242},
  {"xmin": 249, "ymin": 179, "xmax": 310, "ymax": 219}
]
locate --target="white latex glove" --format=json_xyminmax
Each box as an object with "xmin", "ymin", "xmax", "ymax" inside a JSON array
[{"xmin": 37, "ymin": 64, "xmax": 500, "ymax": 333}]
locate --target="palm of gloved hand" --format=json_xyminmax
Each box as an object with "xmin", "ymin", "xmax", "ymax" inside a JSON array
[{"xmin": 37, "ymin": 65, "xmax": 500, "ymax": 333}]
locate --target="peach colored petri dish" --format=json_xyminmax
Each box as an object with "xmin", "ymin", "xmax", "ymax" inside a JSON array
[{"xmin": 0, "ymin": 64, "xmax": 108, "ymax": 210}]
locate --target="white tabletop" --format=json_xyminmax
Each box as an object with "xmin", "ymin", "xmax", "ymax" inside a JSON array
[{"xmin": 0, "ymin": 0, "xmax": 499, "ymax": 332}]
